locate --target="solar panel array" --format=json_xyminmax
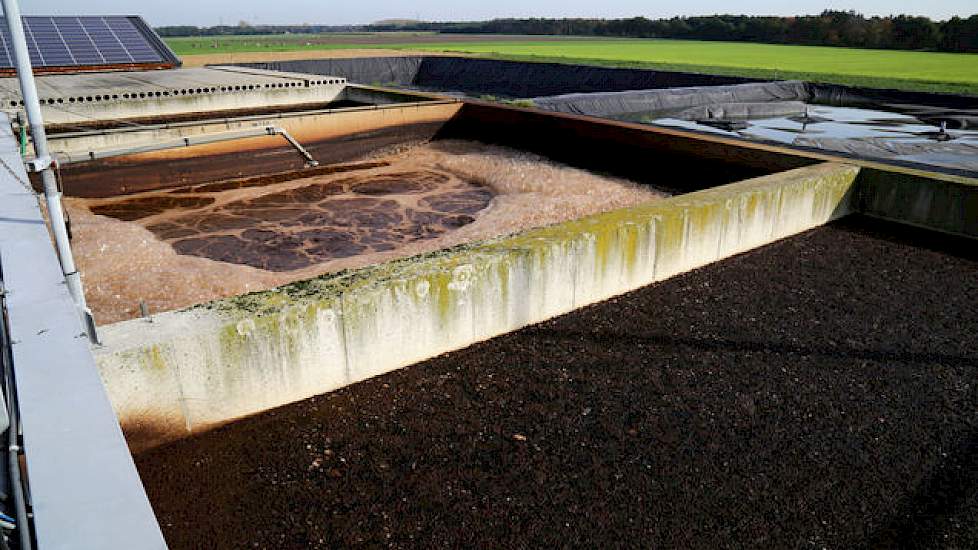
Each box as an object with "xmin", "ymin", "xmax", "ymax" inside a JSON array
[{"xmin": 0, "ymin": 16, "xmax": 179, "ymax": 73}]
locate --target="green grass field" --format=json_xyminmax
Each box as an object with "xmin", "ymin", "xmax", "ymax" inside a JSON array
[
  {"xmin": 166, "ymin": 35, "xmax": 978, "ymax": 95},
  {"xmin": 165, "ymin": 33, "xmax": 439, "ymax": 54}
]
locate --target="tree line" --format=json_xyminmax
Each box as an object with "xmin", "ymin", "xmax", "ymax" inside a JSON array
[
  {"xmin": 157, "ymin": 11, "xmax": 978, "ymax": 53},
  {"xmin": 380, "ymin": 12, "xmax": 978, "ymax": 53},
  {"xmin": 155, "ymin": 24, "xmax": 360, "ymax": 37}
]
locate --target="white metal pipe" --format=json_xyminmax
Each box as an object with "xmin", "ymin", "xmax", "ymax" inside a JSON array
[
  {"xmin": 57, "ymin": 125, "xmax": 319, "ymax": 167},
  {"xmin": 1, "ymin": 0, "xmax": 95, "ymax": 340},
  {"xmin": 269, "ymin": 126, "xmax": 319, "ymax": 167}
]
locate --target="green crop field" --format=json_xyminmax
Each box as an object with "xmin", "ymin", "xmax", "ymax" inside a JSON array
[
  {"xmin": 165, "ymin": 32, "xmax": 440, "ymax": 54},
  {"xmin": 166, "ymin": 34, "xmax": 978, "ymax": 95}
]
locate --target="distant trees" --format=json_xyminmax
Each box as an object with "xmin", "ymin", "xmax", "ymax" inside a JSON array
[
  {"xmin": 941, "ymin": 16, "xmax": 978, "ymax": 52},
  {"xmin": 388, "ymin": 12, "xmax": 978, "ymax": 53},
  {"xmin": 155, "ymin": 12, "xmax": 978, "ymax": 53},
  {"xmin": 889, "ymin": 15, "xmax": 941, "ymax": 50},
  {"xmin": 156, "ymin": 25, "xmax": 200, "ymax": 37},
  {"xmin": 154, "ymin": 24, "xmax": 360, "ymax": 37}
]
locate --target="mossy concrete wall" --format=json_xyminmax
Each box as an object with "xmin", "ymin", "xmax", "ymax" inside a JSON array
[{"xmin": 94, "ymin": 162, "xmax": 859, "ymax": 451}]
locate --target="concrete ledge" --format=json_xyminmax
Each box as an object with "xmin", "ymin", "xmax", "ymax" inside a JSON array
[
  {"xmin": 855, "ymin": 168, "xmax": 978, "ymax": 238},
  {"xmin": 94, "ymin": 162, "xmax": 859, "ymax": 451}
]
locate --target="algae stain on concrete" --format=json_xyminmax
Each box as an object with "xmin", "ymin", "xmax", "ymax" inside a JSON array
[{"xmin": 146, "ymin": 345, "xmax": 169, "ymax": 372}]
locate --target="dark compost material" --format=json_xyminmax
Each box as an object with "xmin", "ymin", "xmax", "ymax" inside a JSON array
[{"xmin": 136, "ymin": 216, "xmax": 978, "ymax": 549}]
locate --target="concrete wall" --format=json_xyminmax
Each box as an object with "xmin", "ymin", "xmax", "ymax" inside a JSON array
[
  {"xmin": 854, "ymin": 168, "xmax": 978, "ymax": 238},
  {"xmin": 50, "ymin": 100, "xmax": 462, "ymax": 197},
  {"xmin": 46, "ymin": 92, "xmax": 456, "ymax": 159},
  {"xmin": 94, "ymin": 162, "xmax": 859, "ymax": 452}
]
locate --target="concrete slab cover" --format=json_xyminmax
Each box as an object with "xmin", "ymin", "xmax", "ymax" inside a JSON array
[
  {"xmin": 0, "ymin": 67, "xmax": 349, "ymax": 126},
  {"xmin": 0, "ymin": 66, "xmax": 346, "ymax": 103}
]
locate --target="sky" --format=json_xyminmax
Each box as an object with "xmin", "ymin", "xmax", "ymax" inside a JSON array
[{"xmin": 21, "ymin": 1, "xmax": 977, "ymax": 27}]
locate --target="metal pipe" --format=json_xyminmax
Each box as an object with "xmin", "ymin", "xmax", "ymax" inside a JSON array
[
  {"xmin": 57, "ymin": 125, "xmax": 319, "ymax": 167},
  {"xmin": 269, "ymin": 126, "xmax": 319, "ymax": 167},
  {"xmin": 0, "ymin": 265, "xmax": 31, "ymax": 550},
  {"xmin": 1, "ymin": 0, "xmax": 96, "ymax": 342}
]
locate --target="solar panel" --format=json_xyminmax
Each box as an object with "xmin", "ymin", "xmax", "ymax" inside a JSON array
[{"xmin": 0, "ymin": 15, "xmax": 180, "ymax": 75}]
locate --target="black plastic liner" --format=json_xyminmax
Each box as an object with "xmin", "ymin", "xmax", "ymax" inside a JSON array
[
  {"xmin": 534, "ymin": 81, "xmax": 978, "ymax": 126},
  {"xmin": 234, "ymin": 56, "xmax": 754, "ymax": 98},
  {"xmin": 673, "ymin": 101, "xmax": 810, "ymax": 122},
  {"xmin": 808, "ymin": 83, "xmax": 978, "ymax": 111},
  {"xmin": 533, "ymin": 81, "xmax": 812, "ymax": 119},
  {"xmin": 244, "ymin": 57, "xmax": 426, "ymax": 88},
  {"xmin": 235, "ymin": 55, "xmax": 975, "ymax": 107},
  {"xmin": 794, "ymin": 137, "xmax": 978, "ymax": 163},
  {"xmin": 878, "ymin": 107, "xmax": 978, "ymax": 130},
  {"xmin": 808, "ymin": 84, "xmax": 978, "ymax": 129}
]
